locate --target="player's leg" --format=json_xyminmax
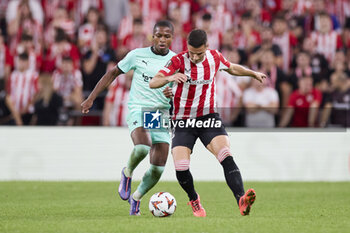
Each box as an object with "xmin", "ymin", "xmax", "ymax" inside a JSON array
[
  {"xmin": 127, "ymin": 127, "xmax": 152, "ymax": 175},
  {"xmin": 199, "ymin": 113, "xmax": 255, "ymax": 215},
  {"xmin": 132, "ymin": 142, "xmax": 168, "ymax": 201},
  {"xmin": 119, "ymin": 126, "xmax": 151, "ymax": 201},
  {"xmin": 205, "ymin": 135, "xmax": 256, "ymax": 215},
  {"xmin": 129, "ymin": 129, "xmax": 170, "ymax": 215},
  {"xmin": 172, "ymin": 125, "xmax": 206, "ymax": 217},
  {"xmin": 119, "ymin": 108, "xmax": 152, "ymax": 201},
  {"xmin": 205, "ymin": 135, "xmax": 245, "ymax": 203},
  {"xmin": 172, "ymin": 146, "xmax": 197, "ymax": 200}
]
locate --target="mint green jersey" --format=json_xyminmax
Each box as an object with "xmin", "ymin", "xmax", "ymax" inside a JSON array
[{"xmin": 117, "ymin": 47, "xmax": 176, "ymax": 110}]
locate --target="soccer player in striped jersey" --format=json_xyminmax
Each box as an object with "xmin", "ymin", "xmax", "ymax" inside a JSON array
[
  {"xmin": 150, "ymin": 29, "xmax": 266, "ymax": 217},
  {"xmin": 81, "ymin": 20, "xmax": 176, "ymax": 215}
]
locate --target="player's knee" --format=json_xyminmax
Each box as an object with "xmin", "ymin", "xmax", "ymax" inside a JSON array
[
  {"xmin": 149, "ymin": 164, "xmax": 165, "ymax": 178},
  {"xmin": 134, "ymin": 144, "xmax": 151, "ymax": 156},
  {"xmin": 217, "ymin": 147, "xmax": 232, "ymax": 163},
  {"xmin": 174, "ymin": 159, "xmax": 190, "ymax": 171}
]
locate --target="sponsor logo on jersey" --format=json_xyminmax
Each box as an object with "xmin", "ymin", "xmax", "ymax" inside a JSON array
[
  {"xmin": 185, "ymin": 76, "xmax": 212, "ymax": 85},
  {"xmin": 143, "ymin": 73, "xmax": 153, "ymax": 82}
]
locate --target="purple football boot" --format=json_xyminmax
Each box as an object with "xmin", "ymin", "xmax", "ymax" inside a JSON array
[
  {"xmin": 118, "ymin": 167, "xmax": 132, "ymax": 200},
  {"xmin": 129, "ymin": 195, "xmax": 141, "ymax": 216}
]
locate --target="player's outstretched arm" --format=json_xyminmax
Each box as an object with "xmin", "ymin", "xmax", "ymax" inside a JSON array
[
  {"xmin": 81, "ymin": 66, "xmax": 122, "ymax": 114},
  {"xmin": 149, "ymin": 72, "xmax": 187, "ymax": 89},
  {"xmin": 226, "ymin": 63, "xmax": 267, "ymax": 83}
]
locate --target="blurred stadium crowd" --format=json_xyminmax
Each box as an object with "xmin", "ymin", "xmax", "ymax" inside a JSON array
[{"xmin": 0, "ymin": 0, "xmax": 349, "ymax": 127}]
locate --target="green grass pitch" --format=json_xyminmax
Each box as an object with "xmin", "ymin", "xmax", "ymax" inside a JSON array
[{"xmin": 1, "ymin": 181, "xmax": 349, "ymax": 233}]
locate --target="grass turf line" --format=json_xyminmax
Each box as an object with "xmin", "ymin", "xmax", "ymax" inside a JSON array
[{"xmin": 0, "ymin": 181, "xmax": 349, "ymax": 233}]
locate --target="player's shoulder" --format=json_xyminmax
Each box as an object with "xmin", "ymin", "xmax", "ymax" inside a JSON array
[
  {"xmin": 129, "ymin": 47, "xmax": 149, "ymax": 55},
  {"xmin": 207, "ymin": 49, "xmax": 223, "ymax": 59},
  {"xmin": 208, "ymin": 49, "xmax": 220, "ymax": 54},
  {"xmin": 168, "ymin": 49, "xmax": 177, "ymax": 57},
  {"xmin": 170, "ymin": 51, "xmax": 187, "ymax": 62}
]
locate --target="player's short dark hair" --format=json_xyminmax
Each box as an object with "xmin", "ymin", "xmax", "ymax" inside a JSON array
[
  {"xmin": 153, "ymin": 20, "xmax": 174, "ymax": 34},
  {"xmin": 18, "ymin": 52, "xmax": 29, "ymax": 60},
  {"xmin": 187, "ymin": 29, "xmax": 207, "ymax": 48}
]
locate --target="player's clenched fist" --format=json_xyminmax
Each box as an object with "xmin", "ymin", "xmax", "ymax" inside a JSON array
[{"xmin": 81, "ymin": 98, "xmax": 93, "ymax": 114}]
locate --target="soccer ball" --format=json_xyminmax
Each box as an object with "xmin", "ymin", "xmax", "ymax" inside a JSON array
[{"xmin": 149, "ymin": 192, "xmax": 176, "ymax": 217}]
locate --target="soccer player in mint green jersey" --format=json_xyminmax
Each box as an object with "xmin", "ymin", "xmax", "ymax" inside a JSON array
[{"xmin": 81, "ymin": 21, "xmax": 176, "ymax": 215}]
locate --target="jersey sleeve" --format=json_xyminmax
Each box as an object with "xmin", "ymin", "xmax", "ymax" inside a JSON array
[
  {"xmin": 159, "ymin": 55, "xmax": 181, "ymax": 76},
  {"xmin": 117, "ymin": 50, "xmax": 136, "ymax": 73},
  {"xmin": 216, "ymin": 50, "xmax": 231, "ymax": 70}
]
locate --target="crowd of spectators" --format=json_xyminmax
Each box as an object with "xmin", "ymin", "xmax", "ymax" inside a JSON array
[{"xmin": 0, "ymin": 0, "xmax": 349, "ymax": 127}]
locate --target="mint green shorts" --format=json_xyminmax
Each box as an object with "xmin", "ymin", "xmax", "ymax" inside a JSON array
[{"xmin": 126, "ymin": 108, "xmax": 170, "ymax": 144}]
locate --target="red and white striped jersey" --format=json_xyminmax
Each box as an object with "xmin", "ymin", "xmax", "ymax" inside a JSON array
[
  {"xmin": 6, "ymin": 69, "xmax": 39, "ymax": 113},
  {"xmin": 159, "ymin": 50, "xmax": 231, "ymax": 120},
  {"xmin": 52, "ymin": 69, "xmax": 83, "ymax": 99},
  {"xmin": 310, "ymin": 31, "xmax": 343, "ymax": 63},
  {"xmin": 105, "ymin": 76, "xmax": 129, "ymax": 126}
]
